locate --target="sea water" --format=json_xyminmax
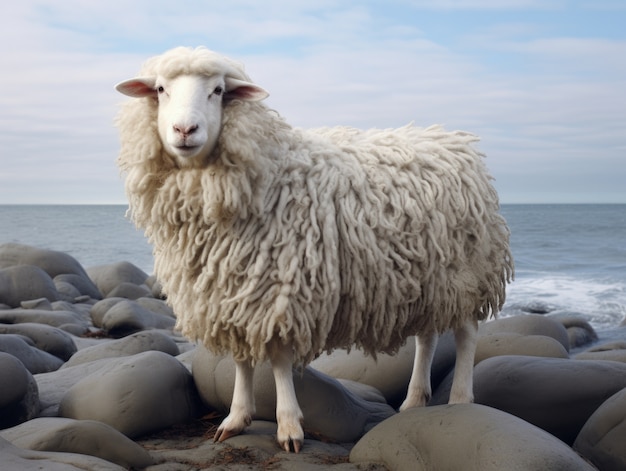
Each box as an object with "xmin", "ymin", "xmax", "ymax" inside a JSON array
[{"xmin": 1, "ymin": 204, "xmax": 625, "ymax": 330}]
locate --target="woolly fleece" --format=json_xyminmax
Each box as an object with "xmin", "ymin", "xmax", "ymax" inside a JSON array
[{"xmin": 116, "ymin": 46, "xmax": 513, "ymax": 365}]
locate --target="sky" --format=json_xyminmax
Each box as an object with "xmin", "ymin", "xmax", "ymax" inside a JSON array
[{"xmin": 0, "ymin": 0, "xmax": 625, "ymax": 204}]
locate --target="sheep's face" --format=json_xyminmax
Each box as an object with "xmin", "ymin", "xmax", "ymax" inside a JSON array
[{"xmin": 116, "ymin": 72, "xmax": 268, "ymax": 167}]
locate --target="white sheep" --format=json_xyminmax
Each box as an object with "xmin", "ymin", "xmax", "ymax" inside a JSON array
[{"xmin": 115, "ymin": 46, "xmax": 513, "ymax": 452}]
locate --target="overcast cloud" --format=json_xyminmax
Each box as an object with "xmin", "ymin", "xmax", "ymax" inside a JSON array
[{"xmin": 0, "ymin": 0, "xmax": 624, "ymax": 204}]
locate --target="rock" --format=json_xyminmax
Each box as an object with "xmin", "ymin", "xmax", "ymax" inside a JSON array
[
  {"xmin": 574, "ymin": 388, "xmax": 626, "ymax": 471},
  {"xmin": 192, "ymin": 346, "xmax": 395, "ymax": 443},
  {"xmin": 62, "ymin": 330, "xmax": 180, "ymax": 368},
  {"xmin": 91, "ymin": 299, "xmax": 176, "ymax": 337},
  {"xmin": 0, "ymin": 243, "xmax": 91, "ymax": 279},
  {"xmin": 575, "ymin": 341, "xmax": 626, "ymax": 363},
  {"xmin": 0, "ymin": 309, "xmax": 89, "ymax": 333},
  {"xmin": 59, "ymin": 350, "xmax": 203, "ymax": 437},
  {"xmin": 0, "ymin": 265, "xmax": 60, "ymax": 307},
  {"xmin": 53, "ymin": 273, "xmax": 102, "ymax": 300},
  {"xmin": 106, "ymin": 281, "xmax": 152, "ymax": 299},
  {"xmin": 0, "ymin": 352, "xmax": 39, "ymax": 428},
  {"xmin": 36, "ymin": 357, "xmax": 118, "ymax": 417},
  {"xmin": 453, "ymin": 355, "xmax": 626, "ymax": 444},
  {"xmin": 350, "ymin": 404, "xmax": 595, "ymax": 471},
  {"xmin": 311, "ymin": 331, "xmax": 456, "ymax": 407},
  {"xmin": 0, "ymin": 417, "xmax": 154, "ymax": 469},
  {"xmin": 480, "ymin": 314, "xmax": 570, "ymax": 351},
  {"xmin": 0, "ymin": 334, "xmax": 64, "ymax": 373},
  {"xmin": 20, "ymin": 297, "xmax": 53, "ymax": 310},
  {"xmin": 553, "ymin": 315, "xmax": 598, "ymax": 349},
  {"xmin": 86, "ymin": 261, "xmax": 149, "ymax": 297},
  {"xmin": 475, "ymin": 333, "xmax": 569, "ymax": 364},
  {"xmin": 0, "ymin": 436, "xmax": 125, "ymax": 471},
  {"xmin": 0, "ymin": 323, "xmax": 77, "ymax": 361}
]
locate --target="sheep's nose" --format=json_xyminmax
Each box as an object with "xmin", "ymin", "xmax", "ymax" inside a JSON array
[{"xmin": 173, "ymin": 124, "xmax": 199, "ymax": 137}]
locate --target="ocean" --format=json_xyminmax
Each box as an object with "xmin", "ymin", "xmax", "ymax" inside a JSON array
[{"xmin": 1, "ymin": 204, "xmax": 625, "ymax": 331}]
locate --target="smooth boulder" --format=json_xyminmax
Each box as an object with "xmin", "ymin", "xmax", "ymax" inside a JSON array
[
  {"xmin": 350, "ymin": 404, "xmax": 595, "ymax": 471},
  {"xmin": 574, "ymin": 388, "xmax": 626, "ymax": 471},
  {"xmin": 62, "ymin": 330, "xmax": 180, "ymax": 368},
  {"xmin": 0, "ymin": 417, "xmax": 154, "ymax": 469},
  {"xmin": 0, "ymin": 352, "xmax": 40, "ymax": 428},
  {"xmin": 59, "ymin": 350, "xmax": 203, "ymax": 437},
  {"xmin": 0, "ymin": 334, "xmax": 64, "ymax": 373},
  {"xmin": 467, "ymin": 355, "xmax": 626, "ymax": 444},
  {"xmin": 0, "ymin": 323, "xmax": 77, "ymax": 361},
  {"xmin": 0, "ymin": 265, "xmax": 60, "ymax": 307},
  {"xmin": 193, "ymin": 346, "xmax": 395, "ymax": 443}
]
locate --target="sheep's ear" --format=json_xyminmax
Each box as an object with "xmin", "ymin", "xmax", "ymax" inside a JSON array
[
  {"xmin": 224, "ymin": 77, "xmax": 269, "ymax": 101},
  {"xmin": 115, "ymin": 77, "xmax": 157, "ymax": 98}
]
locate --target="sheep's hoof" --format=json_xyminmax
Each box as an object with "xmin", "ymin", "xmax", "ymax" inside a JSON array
[
  {"xmin": 214, "ymin": 426, "xmax": 241, "ymax": 443},
  {"xmin": 278, "ymin": 437, "xmax": 303, "ymax": 453},
  {"xmin": 276, "ymin": 419, "xmax": 304, "ymax": 453}
]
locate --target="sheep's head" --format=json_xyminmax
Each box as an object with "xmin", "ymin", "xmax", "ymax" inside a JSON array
[{"xmin": 116, "ymin": 47, "xmax": 268, "ymax": 167}]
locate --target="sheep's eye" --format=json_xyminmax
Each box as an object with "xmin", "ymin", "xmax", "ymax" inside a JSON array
[
  {"xmin": 156, "ymin": 86, "xmax": 165, "ymax": 94},
  {"xmin": 213, "ymin": 86, "xmax": 223, "ymax": 96}
]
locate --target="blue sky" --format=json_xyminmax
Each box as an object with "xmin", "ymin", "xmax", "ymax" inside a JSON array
[{"xmin": 1, "ymin": 0, "xmax": 625, "ymax": 204}]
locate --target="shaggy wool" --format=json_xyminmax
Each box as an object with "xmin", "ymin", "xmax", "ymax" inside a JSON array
[{"xmin": 117, "ymin": 48, "xmax": 513, "ymax": 365}]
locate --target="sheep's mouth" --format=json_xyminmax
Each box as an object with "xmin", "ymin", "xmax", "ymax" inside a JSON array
[{"xmin": 174, "ymin": 145, "xmax": 201, "ymax": 155}]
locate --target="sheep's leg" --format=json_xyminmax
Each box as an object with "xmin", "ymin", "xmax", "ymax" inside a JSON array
[
  {"xmin": 214, "ymin": 359, "xmax": 256, "ymax": 442},
  {"xmin": 449, "ymin": 319, "xmax": 478, "ymax": 404},
  {"xmin": 269, "ymin": 343, "xmax": 304, "ymax": 453},
  {"xmin": 399, "ymin": 332, "xmax": 439, "ymax": 411}
]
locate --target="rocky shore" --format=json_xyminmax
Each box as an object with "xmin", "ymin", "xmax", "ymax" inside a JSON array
[{"xmin": 1, "ymin": 242, "xmax": 625, "ymax": 470}]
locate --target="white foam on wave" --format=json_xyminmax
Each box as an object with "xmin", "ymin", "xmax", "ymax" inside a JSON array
[{"xmin": 503, "ymin": 275, "xmax": 626, "ymax": 329}]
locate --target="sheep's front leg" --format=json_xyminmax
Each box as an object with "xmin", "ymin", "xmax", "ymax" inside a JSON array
[
  {"xmin": 399, "ymin": 332, "xmax": 439, "ymax": 411},
  {"xmin": 214, "ymin": 359, "xmax": 255, "ymax": 442},
  {"xmin": 269, "ymin": 343, "xmax": 304, "ymax": 453},
  {"xmin": 449, "ymin": 319, "xmax": 478, "ymax": 404}
]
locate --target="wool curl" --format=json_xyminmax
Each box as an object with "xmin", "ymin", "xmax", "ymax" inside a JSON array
[{"xmin": 116, "ymin": 47, "xmax": 514, "ymax": 366}]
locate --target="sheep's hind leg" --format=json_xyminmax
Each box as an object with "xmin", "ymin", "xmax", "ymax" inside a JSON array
[
  {"xmin": 449, "ymin": 319, "xmax": 478, "ymax": 404},
  {"xmin": 399, "ymin": 332, "xmax": 439, "ymax": 411},
  {"xmin": 214, "ymin": 359, "xmax": 255, "ymax": 442},
  {"xmin": 269, "ymin": 343, "xmax": 304, "ymax": 453}
]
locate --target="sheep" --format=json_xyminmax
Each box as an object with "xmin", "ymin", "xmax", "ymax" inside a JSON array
[{"xmin": 115, "ymin": 46, "xmax": 514, "ymax": 452}]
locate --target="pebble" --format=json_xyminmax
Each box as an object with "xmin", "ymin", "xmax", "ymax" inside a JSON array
[{"xmin": 1, "ymin": 242, "xmax": 625, "ymax": 469}]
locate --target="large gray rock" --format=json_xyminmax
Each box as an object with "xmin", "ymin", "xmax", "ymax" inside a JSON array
[
  {"xmin": 0, "ymin": 243, "xmax": 92, "ymax": 280},
  {"xmin": 453, "ymin": 355, "xmax": 626, "ymax": 444},
  {"xmin": 475, "ymin": 333, "xmax": 569, "ymax": 364},
  {"xmin": 0, "ymin": 417, "xmax": 154, "ymax": 469},
  {"xmin": 86, "ymin": 261, "xmax": 149, "ymax": 298},
  {"xmin": 192, "ymin": 346, "xmax": 395, "ymax": 443},
  {"xmin": 350, "ymin": 404, "xmax": 595, "ymax": 471},
  {"xmin": 0, "ymin": 436, "xmax": 124, "ymax": 471},
  {"xmin": 0, "ymin": 352, "xmax": 39, "ymax": 428},
  {"xmin": 480, "ymin": 314, "xmax": 570, "ymax": 351},
  {"xmin": 311, "ymin": 332, "xmax": 456, "ymax": 407},
  {"xmin": 574, "ymin": 388, "xmax": 626, "ymax": 471},
  {"xmin": 59, "ymin": 350, "xmax": 203, "ymax": 437},
  {"xmin": 575, "ymin": 341, "xmax": 626, "ymax": 363},
  {"xmin": 53, "ymin": 273, "xmax": 102, "ymax": 300},
  {"xmin": 36, "ymin": 357, "xmax": 118, "ymax": 417},
  {"xmin": 62, "ymin": 330, "xmax": 180, "ymax": 368},
  {"xmin": 0, "ymin": 265, "xmax": 60, "ymax": 307},
  {"xmin": 0, "ymin": 323, "xmax": 77, "ymax": 361},
  {"xmin": 0, "ymin": 334, "xmax": 64, "ymax": 373},
  {"xmin": 91, "ymin": 299, "xmax": 176, "ymax": 337},
  {"xmin": 0, "ymin": 309, "xmax": 89, "ymax": 334}
]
